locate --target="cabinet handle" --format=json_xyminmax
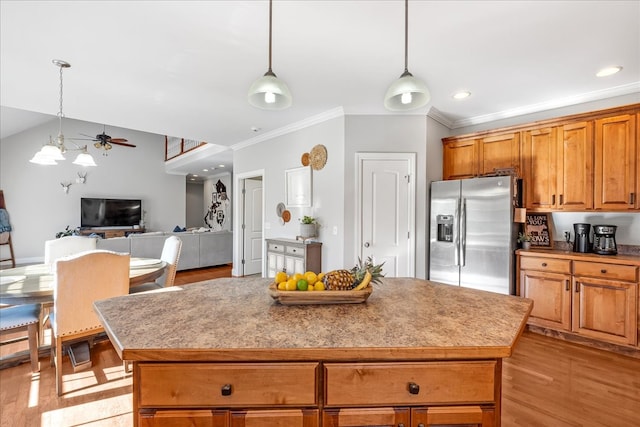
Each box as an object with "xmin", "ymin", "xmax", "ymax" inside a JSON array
[
  {"xmin": 398, "ymin": 424, "xmax": 405, "ymax": 427},
  {"xmin": 541, "ymin": 262, "xmax": 547, "ymax": 267},
  {"xmin": 559, "ymin": 194, "xmax": 564, "ymax": 205},
  {"xmin": 565, "ymin": 280, "xmax": 570, "ymax": 291},
  {"xmin": 418, "ymin": 424, "xmax": 425, "ymax": 427},
  {"xmin": 600, "ymin": 269, "xmax": 607, "ymax": 274},
  {"xmin": 408, "ymin": 382, "xmax": 420, "ymax": 394},
  {"xmin": 552, "ymin": 194, "xmax": 556, "ymax": 205},
  {"xmin": 575, "ymin": 281, "xmax": 580, "ymax": 293},
  {"xmin": 221, "ymin": 384, "xmax": 232, "ymax": 396},
  {"xmin": 631, "ymin": 193, "xmax": 636, "ymax": 205}
]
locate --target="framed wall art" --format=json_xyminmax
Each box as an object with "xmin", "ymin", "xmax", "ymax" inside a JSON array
[
  {"xmin": 525, "ymin": 212, "xmax": 554, "ymax": 249},
  {"xmin": 285, "ymin": 166, "xmax": 312, "ymax": 207}
]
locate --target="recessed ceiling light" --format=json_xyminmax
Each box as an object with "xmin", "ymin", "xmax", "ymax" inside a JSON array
[
  {"xmin": 219, "ymin": 164, "xmax": 225, "ymax": 168},
  {"xmin": 453, "ymin": 91, "xmax": 471, "ymax": 100},
  {"xmin": 596, "ymin": 66, "xmax": 622, "ymax": 77},
  {"xmin": 192, "ymin": 174, "xmax": 199, "ymax": 177},
  {"xmin": 202, "ymin": 168, "xmax": 208, "ymax": 172},
  {"xmin": 251, "ymin": 126, "xmax": 261, "ymax": 132}
]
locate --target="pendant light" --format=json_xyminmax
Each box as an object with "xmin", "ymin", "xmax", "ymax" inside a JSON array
[
  {"xmin": 30, "ymin": 60, "xmax": 97, "ymax": 166},
  {"xmin": 248, "ymin": 0, "xmax": 292, "ymax": 110},
  {"xmin": 384, "ymin": 0, "xmax": 430, "ymax": 111}
]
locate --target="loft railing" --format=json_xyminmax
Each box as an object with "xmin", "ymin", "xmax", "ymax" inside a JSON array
[{"xmin": 165, "ymin": 136, "xmax": 206, "ymax": 161}]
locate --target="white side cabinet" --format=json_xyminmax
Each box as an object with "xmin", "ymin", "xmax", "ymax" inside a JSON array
[{"xmin": 266, "ymin": 238, "xmax": 322, "ymax": 278}]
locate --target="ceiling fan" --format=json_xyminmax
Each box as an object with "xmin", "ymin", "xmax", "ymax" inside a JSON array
[{"xmin": 76, "ymin": 126, "xmax": 136, "ymax": 151}]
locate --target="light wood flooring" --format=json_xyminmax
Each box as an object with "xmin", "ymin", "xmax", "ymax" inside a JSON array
[{"xmin": 1, "ymin": 266, "xmax": 639, "ymax": 426}]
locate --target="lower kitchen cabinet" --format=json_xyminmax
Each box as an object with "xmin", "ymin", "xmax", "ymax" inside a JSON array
[
  {"xmin": 518, "ymin": 252, "xmax": 639, "ymax": 349},
  {"xmin": 322, "ymin": 407, "xmax": 410, "ymax": 427},
  {"xmin": 139, "ymin": 409, "xmax": 318, "ymax": 427},
  {"xmin": 324, "ymin": 406, "xmax": 493, "ymax": 427}
]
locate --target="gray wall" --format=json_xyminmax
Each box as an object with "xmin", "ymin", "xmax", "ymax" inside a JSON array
[
  {"xmin": 186, "ymin": 181, "xmax": 204, "ymax": 229},
  {"xmin": 0, "ymin": 117, "xmax": 186, "ymax": 263}
]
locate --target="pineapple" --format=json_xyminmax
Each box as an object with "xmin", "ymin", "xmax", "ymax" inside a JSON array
[{"xmin": 322, "ymin": 256, "xmax": 385, "ymax": 290}]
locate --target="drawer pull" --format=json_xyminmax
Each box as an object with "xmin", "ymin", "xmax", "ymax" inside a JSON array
[
  {"xmin": 398, "ymin": 424, "xmax": 405, "ymax": 427},
  {"xmin": 408, "ymin": 382, "xmax": 420, "ymax": 395},
  {"xmin": 600, "ymin": 269, "xmax": 607, "ymax": 274},
  {"xmin": 221, "ymin": 384, "xmax": 232, "ymax": 396},
  {"xmin": 541, "ymin": 262, "xmax": 547, "ymax": 267},
  {"xmin": 418, "ymin": 424, "xmax": 425, "ymax": 427}
]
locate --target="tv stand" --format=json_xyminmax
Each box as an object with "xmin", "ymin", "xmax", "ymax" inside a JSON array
[{"xmin": 79, "ymin": 227, "xmax": 145, "ymax": 239}]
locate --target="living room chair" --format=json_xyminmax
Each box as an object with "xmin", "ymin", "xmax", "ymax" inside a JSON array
[
  {"xmin": 129, "ymin": 235, "xmax": 182, "ymax": 293},
  {"xmin": 0, "ymin": 303, "xmax": 42, "ymax": 372},
  {"xmin": 50, "ymin": 250, "xmax": 130, "ymax": 396},
  {"xmin": 44, "ymin": 235, "xmax": 98, "ymax": 264}
]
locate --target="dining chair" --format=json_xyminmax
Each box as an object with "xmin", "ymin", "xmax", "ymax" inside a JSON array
[
  {"xmin": 50, "ymin": 250, "xmax": 130, "ymax": 396},
  {"xmin": 129, "ymin": 235, "xmax": 182, "ymax": 293},
  {"xmin": 44, "ymin": 235, "xmax": 98, "ymax": 264},
  {"xmin": 0, "ymin": 303, "xmax": 42, "ymax": 372}
]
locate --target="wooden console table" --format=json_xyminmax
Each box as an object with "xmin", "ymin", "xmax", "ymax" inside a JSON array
[{"xmin": 78, "ymin": 227, "xmax": 145, "ymax": 238}]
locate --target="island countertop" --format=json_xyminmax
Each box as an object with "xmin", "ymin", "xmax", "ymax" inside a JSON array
[{"xmin": 94, "ymin": 277, "xmax": 533, "ymax": 362}]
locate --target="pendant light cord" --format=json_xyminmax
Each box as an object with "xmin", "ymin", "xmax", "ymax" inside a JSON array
[
  {"xmin": 58, "ymin": 64, "xmax": 65, "ymax": 136},
  {"xmin": 404, "ymin": 0, "xmax": 409, "ymax": 73},
  {"xmin": 267, "ymin": 0, "xmax": 273, "ymax": 73}
]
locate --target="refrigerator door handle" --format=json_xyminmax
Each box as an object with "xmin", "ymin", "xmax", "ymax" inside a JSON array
[
  {"xmin": 460, "ymin": 198, "xmax": 466, "ymax": 267},
  {"xmin": 454, "ymin": 198, "xmax": 460, "ymax": 266}
]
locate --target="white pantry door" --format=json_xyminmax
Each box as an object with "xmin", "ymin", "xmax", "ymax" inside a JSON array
[
  {"xmin": 356, "ymin": 153, "xmax": 416, "ymax": 277},
  {"xmin": 242, "ymin": 178, "xmax": 263, "ymax": 276}
]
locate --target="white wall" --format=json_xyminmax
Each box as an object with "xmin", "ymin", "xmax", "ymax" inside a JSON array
[
  {"xmin": 234, "ymin": 116, "xmax": 346, "ymax": 273},
  {"xmin": 0, "ymin": 117, "xmax": 186, "ymax": 263},
  {"xmin": 344, "ymin": 115, "xmax": 429, "ymax": 278}
]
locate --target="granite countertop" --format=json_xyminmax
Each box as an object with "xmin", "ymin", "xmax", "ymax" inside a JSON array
[
  {"xmin": 94, "ymin": 277, "xmax": 533, "ymax": 362},
  {"xmin": 517, "ymin": 248, "xmax": 640, "ymax": 266}
]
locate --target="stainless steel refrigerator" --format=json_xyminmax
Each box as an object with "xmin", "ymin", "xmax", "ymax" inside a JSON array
[{"xmin": 429, "ymin": 176, "xmax": 519, "ymax": 295}]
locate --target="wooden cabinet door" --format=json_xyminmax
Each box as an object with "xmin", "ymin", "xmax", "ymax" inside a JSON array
[
  {"xmin": 521, "ymin": 127, "xmax": 558, "ymax": 210},
  {"xmin": 572, "ymin": 277, "xmax": 638, "ymax": 346},
  {"xmin": 443, "ymin": 138, "xmax": 479, "ymax": 180},
  {"xmin": 479, "ymin": 132, "xmax": 520, "ymax": 177},
  {"xmin": 139, "ymin": 409, "xmax": 228, "ymax": 427},
  {"xmin": 557, "ymin": 121, "xmax": 593, "ymax": 210},
  {"xmin": 322, "ymin": 407, "xmax": 410, "ymax": 427},
  {"xmin": 520, "ymin": 269, "xmax": 571, "ymax": 331},
  {"xmin": 231, "ymin": 409, "xmax": 319, "ymax": 427},
  {"xmin": 594, "ymin": 114, "xmax": 637, "ymax": 210}
]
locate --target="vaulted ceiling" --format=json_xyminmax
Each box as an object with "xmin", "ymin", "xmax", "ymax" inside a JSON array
[{"xmin": 1, "ymin": 1, "xmax": 639, "ymax": 175}]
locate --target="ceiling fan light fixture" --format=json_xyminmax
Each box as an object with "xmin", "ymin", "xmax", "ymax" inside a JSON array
[
  {"xmin": 384, "ymin": 0, "xmax": 429, "ymax": 112},
  {"xmin": 248, "ymin": 0, "xmax": 292, "ymax": 110}
]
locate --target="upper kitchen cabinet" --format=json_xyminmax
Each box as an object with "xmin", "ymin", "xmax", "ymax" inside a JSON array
[
  {"xmin": 522, "ymin": 122, "xmax": 593, "ymax": 211},
  {"xmin": 442, "ymin": 132, "xmax": 519, "ymax": 180},
  {"xmin": 594, "ymin": 114, "xmax": 637, "ymax": 210}
]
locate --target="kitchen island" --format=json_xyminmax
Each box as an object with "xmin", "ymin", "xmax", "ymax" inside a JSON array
[{"xmin": 94, "ymin": 277, "xmax": 532, "ymax": 427}]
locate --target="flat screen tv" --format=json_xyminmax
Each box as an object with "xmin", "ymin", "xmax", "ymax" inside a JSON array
[{"xmin": 81, "ymin": 198, "xmax": 142, "ymax": 228}]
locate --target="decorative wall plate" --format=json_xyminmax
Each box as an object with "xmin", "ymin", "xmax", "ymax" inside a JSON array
[
  {"xmin": 276, "ymin": 202, "xmax": 286, "ymax": 218},
  {"xmin": 301, "ymin": 152, "xmax": 310, "ymax": 166},
  {"xmin": 282, "ymin": 210, "xmax": 291, "ymax": 223},
  {"xmin": 309, "ymin": 144, "xmax": 327, "ymax": 170}
]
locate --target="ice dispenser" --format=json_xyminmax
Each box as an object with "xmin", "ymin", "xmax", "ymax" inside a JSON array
[{"xmin": 436, "ymin": 215, "xmax": 454, "ymax": 242}]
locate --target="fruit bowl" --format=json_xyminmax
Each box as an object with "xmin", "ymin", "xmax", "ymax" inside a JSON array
[{"xmin": 268, "ymin": 283, "xmax": 372, "ymax": 305}]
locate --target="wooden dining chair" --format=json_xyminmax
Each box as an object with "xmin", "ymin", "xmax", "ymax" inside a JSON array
[
  {"xmin": 0, "ymin": 303, "xmax": 42, "ymax": 372},
  {"xmin": 129, "ymin": 235, "xmax": 182, "ymax": 293},
  {"xmin": 50, "ymin": 250, "xmax": 130, "ymax": 396},
  {"xmin": 44, "ymin": 235, "xmax": 98, "ymax": 264}
]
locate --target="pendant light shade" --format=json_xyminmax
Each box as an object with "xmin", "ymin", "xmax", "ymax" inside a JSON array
[
  {"xmin": 248, "ymin": 0, "xmax": 292, "ymax": 110},
  {"xmin": 384, "ymin": 0, "xmax": 430, "ymax": 111},
  {"xmin": 30, "ymin": 60, "xmax": 97, "ymax": 166}
]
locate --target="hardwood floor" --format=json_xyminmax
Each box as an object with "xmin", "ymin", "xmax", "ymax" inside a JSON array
[{"xmin": 1, "ymin": 266, "xmax": 639, "ymax": 426}]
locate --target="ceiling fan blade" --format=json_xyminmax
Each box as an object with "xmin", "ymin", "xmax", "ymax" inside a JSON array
[
  {"xmin": 80, "ymin": 133, "xmax": 99, "ymax": 140},
  {"xmin": 109, "ymin": 138, "xmax": 128, "ymax": 143},
  {"xmin": 110, "ymin": 141, "xmax": 136, "ymax": 148}
]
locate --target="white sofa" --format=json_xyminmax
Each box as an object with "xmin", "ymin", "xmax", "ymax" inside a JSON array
[{"xmin": 96, "ymin": 231, "xmax": 232, "ymax": 271}]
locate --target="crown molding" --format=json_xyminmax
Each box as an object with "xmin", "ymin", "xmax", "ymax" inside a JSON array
[
  {"xmin": 426, "ymin": 106, "xmax": 454, "ymax": 128},
  {"xmin": 450, "ymin": 82, "xmax": 640, "ymax": 129},
  {"xmin": 232, "ymin": 107, "xmax": 345, "ymax": 151}
]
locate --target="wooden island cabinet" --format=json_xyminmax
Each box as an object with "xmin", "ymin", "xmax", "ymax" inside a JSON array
[
  {"xmin": 94, "ymin": 277, "xmax": 532, "ymax": 427},
  {"xmin": 442, "ymin": 104, "xmax": 639, "ymax": 212}
]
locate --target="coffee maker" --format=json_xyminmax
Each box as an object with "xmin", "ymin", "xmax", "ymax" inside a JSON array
[
  {"xmin": 573, "ymin": 223, "xmax": 591, "ymax": 253},
  {"xmin": 592, "ymin": 225, "xmax": 617, "ymax": 255}
]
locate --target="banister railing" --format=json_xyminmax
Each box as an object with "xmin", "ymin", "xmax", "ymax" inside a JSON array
[{"xmin": 165, "ymin": 136, "xmax": 206, "ymax": 161}]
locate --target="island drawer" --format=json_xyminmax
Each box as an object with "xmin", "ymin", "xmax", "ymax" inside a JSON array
[
  {"xmin": 138, "ymin": 362, "xmax": 318, "ymax": 407},
  {"xmin": 573, "ymin": 261, "xmax": 638, "ymax": 282},
  {"xmin": 520, "ymin": 256, "xmax": 571, "ymax": 274},
  {"xmin": 324, "ymin": 361, "xmax": 496, "ymax": 406},
  {"xmin": 268, "ymin": 242, "xmax": 285, "ymax": 252}
]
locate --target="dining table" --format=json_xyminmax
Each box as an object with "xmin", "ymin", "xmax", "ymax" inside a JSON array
[{"xmin": 0, "ymin": 257, "xmax": 167, "ymax": 305}]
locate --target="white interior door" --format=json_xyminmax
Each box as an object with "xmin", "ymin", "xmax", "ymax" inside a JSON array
[
  {"xmin": 242, "ymin": 178, "xmax": 263, "ymax": 276},
  {"xmin": 357, "ymin": 153, "xmax": 416, "ymax": 277}
]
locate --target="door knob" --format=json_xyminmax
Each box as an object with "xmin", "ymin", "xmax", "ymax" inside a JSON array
[{"xmin": 364, "ymin": 242, "xmax": 370, "ymax": 248}]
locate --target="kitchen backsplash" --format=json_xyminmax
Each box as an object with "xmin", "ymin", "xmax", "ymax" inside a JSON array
[{"xmin": 553, "ymin": 240, "xmax": 640, "ymax": 256}]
